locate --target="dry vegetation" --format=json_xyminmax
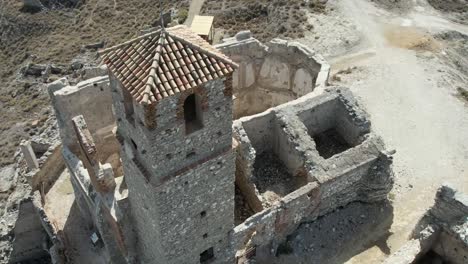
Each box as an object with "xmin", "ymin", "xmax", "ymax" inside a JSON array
[
  {"xmin": 384, "ymin": 26, "xmax": 441, "ymax": 52},
  {"xmin": 0, "ymin": 0, "xmax": 327, "ymax": 166},
  {"xmin": 0, "ymin": 0, "xmax": 189, "ymax": 165},
  {"xmin": 201, "ymin": 0, "xmax": 327, "ymax": 42},
  {"xmin": 435, "ymin": 31, "xmax": 468, "ymax": 103},
  {"xmin": 427, "ymin": 0, "xmax": 468, "ymax": 24},
  {"xmin": 427, "ymin": 0, "xmax": 468, "ymax": 13}
]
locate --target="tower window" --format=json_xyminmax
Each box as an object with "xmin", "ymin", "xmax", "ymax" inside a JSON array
[
  {"xmin": 184, "ymin": 93, "xmax": 203, "ymax": 134},
  {"xmin": 122, "ymin": 87, "xmax": 135, "ymax": 124},
  {"xmin": 200, "ymin": 247, "xmax": 214, "ymax": 263}
]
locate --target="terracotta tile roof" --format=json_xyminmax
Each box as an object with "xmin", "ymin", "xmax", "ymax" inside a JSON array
[{"xmin": 99, "ymin": 25, "xmax": 238, "ymax": 105}]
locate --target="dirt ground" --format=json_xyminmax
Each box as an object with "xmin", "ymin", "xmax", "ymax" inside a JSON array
[
  {"xmin": 201, "ymin": 0, "xmax": 327, "ymax": 42},
  {"xmin": 253, "ymin": 152, "xmax": 307, "ymax": 207},
  {"xmin": 285, "ymin": 0, "xmax": 468, "ymax": 263},
  {"xmin": 0, "ymin": 0, "xmax": 330, "ymax": 167},
  {"xmin": 0, "ymin": 0, "xmax": 189, "ymax": 166},
  {"xmin": 274, "ymin": 201, "xmax": 394, "ymax": 264}
]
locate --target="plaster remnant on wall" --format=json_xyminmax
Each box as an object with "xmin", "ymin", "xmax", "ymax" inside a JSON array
[{"xmin": 216, "ymin": 32, "xmax": 330, "ymax": 119}]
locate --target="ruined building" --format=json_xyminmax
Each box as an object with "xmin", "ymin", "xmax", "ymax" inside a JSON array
[
  {"xmin": 8, "ymin": 26, "xmax": 401, "ymax": 263},
  {"xmin": 100, "ymin": 25, "xmax": 238, "ymax": 263}
]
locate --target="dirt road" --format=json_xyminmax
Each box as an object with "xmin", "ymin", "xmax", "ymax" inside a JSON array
[
  {"xmin": 333, "ymin": 0, "xmax": 468, "ymax": 262},
  {"xmin": 277, "ymin": 0, "xmax": 468, "ymax": 263}
]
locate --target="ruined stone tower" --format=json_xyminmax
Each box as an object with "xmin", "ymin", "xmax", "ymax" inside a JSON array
[{"xmin": 100, "ymin": 25, "xmax": 238, "ymax": 263}]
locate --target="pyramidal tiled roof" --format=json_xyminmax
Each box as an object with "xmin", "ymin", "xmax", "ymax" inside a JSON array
[{"xmin": 99, "ymin": 25, "xmax": 237, "ymax": 105}]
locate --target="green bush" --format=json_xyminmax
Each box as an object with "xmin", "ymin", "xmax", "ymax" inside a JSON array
[
  {"xmin": 178, "ymin": 8, "xmax": 188, "ymax": 24},
  {"xmin": 458, "ymin": 87, "xmax": 468, "ymax": 102}
]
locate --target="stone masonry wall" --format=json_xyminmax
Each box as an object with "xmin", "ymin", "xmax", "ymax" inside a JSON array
[
  {"xmin": 8, "ymin": 199, "xmax": 50, "ymax": 263},
  {"xmin": 122, "ymin": 149, "xmax": 235, "ymax": 264},
  {"xmin": 429, "ymin": 186, "xmax": 468, "ymax": 264},
  {"xmin": 28, "ymin": 143, "xmax": 65, "ymax": 193},
  {"xmin": 232, "ymin": 87, "xmax": 394, "ymax": 260},
  {"xmin": 51, "ymin": 75, "xmax": 115, "ymax": 149},
  {"xmin": 110, "ymin": 73, "xmax": 233, "ymax": 186},
  {"xmin": 111, "ymin": 70, "xmax": 236, "ymax": 263},
  {"xmin": 216, "ymin": 32, "xmax": 330, "ymax": 119},
  {"xmin": 230, "ymin": 182, "xmax": 320, "ymax": 261},
  {"xmin": 63, "ymin": 144, "xmax": 133, "ymax": 264},
  {"xmin": 384, "ymin": 185, "xmax": 468, "ymax": 264}
]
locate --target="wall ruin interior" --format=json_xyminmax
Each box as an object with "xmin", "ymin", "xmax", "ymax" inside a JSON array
[
  {"xmin": 49, "ymin": 75, "xmax": 123, "ymax": 177},
  {"xmin": 49, "ymin": 75, "xmax": 120, "ymax": 165},
  {"xmin": 216, "ymin": 31, "xmax": 330, "ymax": 119},
  {"xmin": 37, "ymin": 72, "xmax": 396, "ymax": 264},
  {"xmin": 10, "ymin": 31, "xmax": 401, "ymax": 264},
  {"xmin": 231, "ymin": 87, "xmax": 394, "ymax": 261}
]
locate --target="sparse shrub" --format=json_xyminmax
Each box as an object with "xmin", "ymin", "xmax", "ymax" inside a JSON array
[
  {"xmin": 201, "ymin": 0, "xmax": 328, "ymax": 41},
  {"xmin": 177, "ymin": 8, "xmax": 188, "ymax": 24},
  {"xmin": 457, "ymin": 87, "xmax": 468, "ymax": 102}
]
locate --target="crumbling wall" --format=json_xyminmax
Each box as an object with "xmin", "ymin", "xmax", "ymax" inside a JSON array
[
  {"xmin": 29, "ymin": 143, "xmax": 65, "ymax": 193},
  {"xmin": 384, "ymin": 185, "xmax": 468, "ymax": 264},
  {"xmin": 62, "ymin": 115, "xmax": 131, "ymax": 264},
  {"xmin": 428, "ymin": 186, "xmax": 468, "ymax": 264},
  {"xmin": 50, "ymin": 75, "xmax": 116, "ymax": 151},
  {"xmin": 382, "ymin": 226, "xmax": 440, "ymax": 264},
  {"xmin": 63, "ymin": 147, "xmax": 96, "ymax": 227},
  {"xmin": 31, "ymin": 191, "xmax": 66, "ymax": 264},
  {"xmin": 231, "ymin": 182, "xmax": 320, "ymax": 261},
  {"xmin": 232, "ymin": 87, "xmax": 394, "ymax": 261},
  {"xmin": 64, "ymin": 146, "xmax": 130, "ymax": 264},
  {"xmin": 216, "ymin": 32, "xmax": 330, "ymax": 119},
  {"xmin": 234, "ymin": 109, "xmax": 309, "ymax": 209},
  {"xmin": 8, "ymin": 198, "xmax": 50, "ymax": 263}
]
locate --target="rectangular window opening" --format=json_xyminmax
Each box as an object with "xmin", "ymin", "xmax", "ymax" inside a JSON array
[
  {"xmin": 122, "ymin": 87, "xmax": 135, "ymax": 125},
  {"xmin": 184, "ymin": 93, "xmax": 203, "ymax": 134},
  {"xmin": 200, "ymin": 247, "xmax": 214, "ymax": 263}
]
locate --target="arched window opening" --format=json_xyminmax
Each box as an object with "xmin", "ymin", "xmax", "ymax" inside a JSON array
[{"xmin": 184, "ymin": 93, "xmax": 203, "ymax": 134}]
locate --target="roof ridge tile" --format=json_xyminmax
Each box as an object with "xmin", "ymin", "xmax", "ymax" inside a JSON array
[{"xmin": 100, "ymin": 25, "xmax": 238, "ymax": 105}]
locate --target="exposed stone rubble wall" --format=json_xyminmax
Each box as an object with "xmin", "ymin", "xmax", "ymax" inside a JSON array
[
  {"xmin": 110, "ymin": 74, "xmax": 234, "ymax": 186},
  {"xmin": 62, "ymin": 116, "xmax": 132, "ymax": 264},
  {"xmin": 216, "ymin": 31, "xmax": 330, "ymax": 118},
  {"xmin": 382, "ymin": 226, "xmax": 440, "ymax": 264},
  {"xmin": 427, "ymin": 185, "xmax": 468, "ymax": 264},
  {"xmin": 232, "ymin": 87, "xmax": 394, "ymax": 260},
  {"xmin": 28, "ymin": 143, "xmax": 65, "ymax": 194},
  {"xmin": 72, "ymin": 115, "xmax": 116, "ymax": 193},
  {"xmin": 8, "ymin": 197, "xmax": 50, "ymax": 263},
  {"xmin": 50, "ymin": 75, "xmax": 115, "ymax": 150},
  {"xmin": 63, "ymin": 148, "xmax": 131, "ymax": 264},
  {"xmin": 31, "ymin": 191, "xmax": 66, "ymax": 264},
  {"xmin": 111, "ymin": 73, "xmax": 236, "ymax": 264},
  {"xmin": 231, "ymin": 182, "xmax": 320, "ymax": 261},
  {"xmin": 384, "ymin": 185, "xmax": 468, "ymax": 264}
]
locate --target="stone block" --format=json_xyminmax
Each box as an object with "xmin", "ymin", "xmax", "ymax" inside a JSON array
[
  {"xmin": 0, "ymin": 165, "xmax": 16, "ymax": 193},
  {"xmin": 20, "ymin": 140, "xmax": 39, "ymax": 171},
  {"xmin": 235, "ymin": 31, "xmax": 252, "ymax": 41}
]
